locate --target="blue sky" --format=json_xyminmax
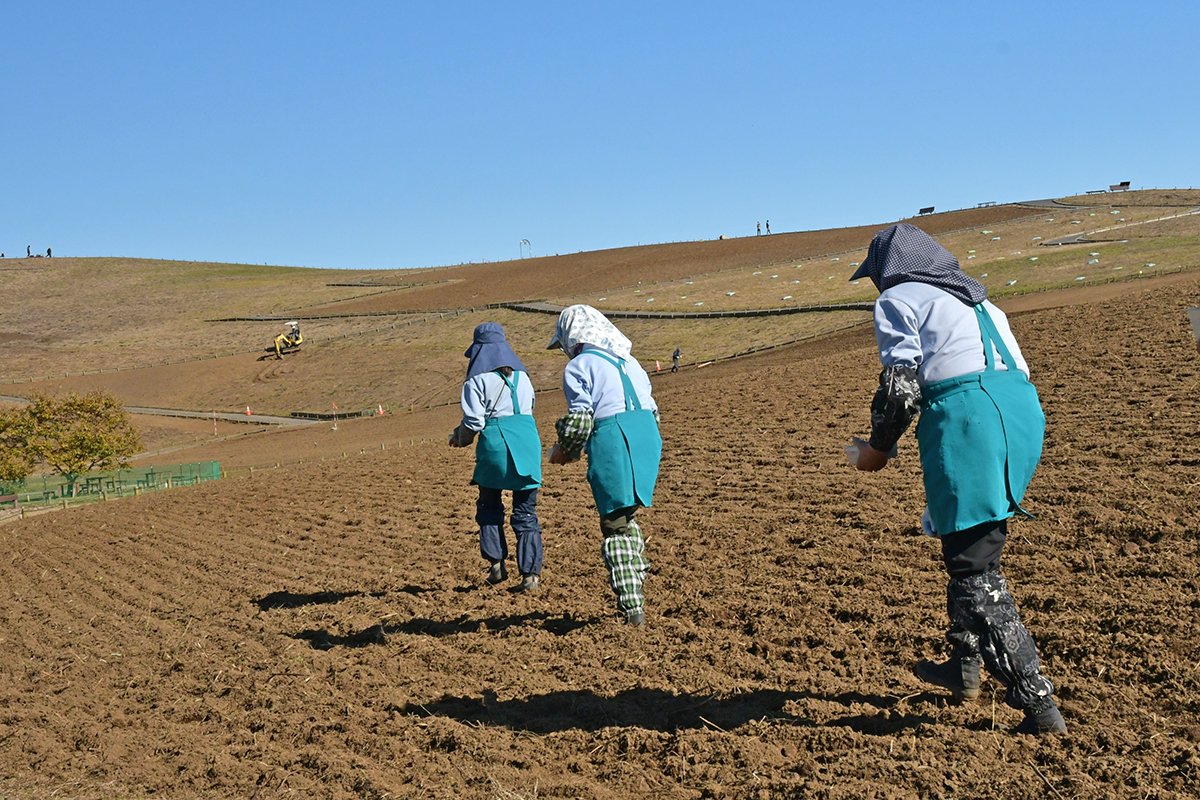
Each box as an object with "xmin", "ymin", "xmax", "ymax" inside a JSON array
[{"xmin": 3, "ymin": 1, "xmax": 1196, "ymax": 270}]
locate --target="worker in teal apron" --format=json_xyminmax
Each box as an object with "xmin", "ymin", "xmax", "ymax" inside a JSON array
[
  {"xmin": 546, "ymin": 305, "xmax": 661, "ymax": 626},
  {"xmin": 449, "ymin": 323, "xmax": 544, "ymax": 592},
  {"xmin": 848, "ymin": 224, "xmax": 1065, "ymax": 735}
]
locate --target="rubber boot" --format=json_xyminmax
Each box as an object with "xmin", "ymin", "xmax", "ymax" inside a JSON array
[
  {"xmin": 913, "ymin": 650, "xmax": 982, "ymax": 702},
  {"xmin": 517, "ymin": 574, "xmax": 540, "ymax": 593},
  {"xmin": 486, "ymin": 560, "xmax": 508, "ymax": 585},
  {"xmin": 1013, "ymin": 697, "xmax": 1066, "ymax": 735}
]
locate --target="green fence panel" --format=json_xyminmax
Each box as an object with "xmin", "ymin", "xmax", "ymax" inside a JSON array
[{"xmin": 14, "ymin": 460, "xmax": 221, "ymax": 503}]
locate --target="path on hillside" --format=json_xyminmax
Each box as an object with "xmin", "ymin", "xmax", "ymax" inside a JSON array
[
  {"xmin": 502, "ymin": 300, "xmax": 874, "ymax": 318},
  {"xmin": 1041, "ymin": 206, "xmax": 1200, "ymax": 245}
]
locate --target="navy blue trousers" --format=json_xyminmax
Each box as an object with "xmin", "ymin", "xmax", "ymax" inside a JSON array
[{"xmin": 476, "ymin": 486, "xmax": 543, "ymax": 576}]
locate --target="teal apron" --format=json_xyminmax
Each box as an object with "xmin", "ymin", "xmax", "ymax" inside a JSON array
[
  {"xmin": 916, "ymin": 304, "xmax": 1044, "ymax": 536},
  {"xmin": 582, "ymin": 351, "xmax": 662, "ymax": 517},
  {"xmin": 472, "ymin": 371, "xmax": 543, "ymax": 491}
]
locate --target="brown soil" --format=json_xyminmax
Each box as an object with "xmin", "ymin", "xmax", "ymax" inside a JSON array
[{"xmin": 1, "ymin": 269, "xmax": 1198, "ymax": 799}]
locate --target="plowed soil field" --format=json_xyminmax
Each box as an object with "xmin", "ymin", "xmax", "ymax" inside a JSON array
[{"xmin": 1, "ymin": 278, "xmax": 1199, "ymax": 799}]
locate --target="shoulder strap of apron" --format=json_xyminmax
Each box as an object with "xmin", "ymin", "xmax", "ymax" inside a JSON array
[
  {"xmin": 497, "ymin": 370, "xmax": 521, "ymax": 413},
  {"xmin": 973, "ymin": 304, "xmax": 1018, "ymax": 372},
  {"xmin": 483, "ymin": 370, "xmax": 521, "ymax": 418},
  {"xmin": 582, "ymin": 350, "xmax": 642, "ymax": 411}
]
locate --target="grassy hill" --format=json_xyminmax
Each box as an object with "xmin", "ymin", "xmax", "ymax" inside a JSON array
[{"xmin": 1, "ymin": 188, "xmax": 1197, "ymax": 422}]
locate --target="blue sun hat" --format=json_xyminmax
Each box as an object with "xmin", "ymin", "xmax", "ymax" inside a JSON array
[{"xmin": 464, "ymin": 322, "xmax": 527, "ymax": 379}]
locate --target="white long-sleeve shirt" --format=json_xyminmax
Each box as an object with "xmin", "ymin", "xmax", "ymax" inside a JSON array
[
  {"xmin": 874, "ymin": 282, "xmax": 1029, "ymax": 385},
  {"xmin": 562, "ymin": 346, "xmax": 658, "ymax": 420},
  {"xmin": 460, "ymin": 370, "xmax": 536, "ymax": 432}
]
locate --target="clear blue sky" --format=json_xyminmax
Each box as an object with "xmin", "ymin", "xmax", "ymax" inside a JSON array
[{"xmin": 3, "ymin": 1, "xmax": 1196, "ymax": 270}]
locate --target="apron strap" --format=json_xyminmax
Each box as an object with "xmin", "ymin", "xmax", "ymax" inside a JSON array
[
  {"xmin": 582, "ymin": 350, "xmax": 642, "ymax": 411},
  {"xmin": 497, "ymin": 370, "xmax": 521, "ymax": 413},
  {"xmin": 973, "ymin": 304, "xmax": 1018, "ymax": 372}
]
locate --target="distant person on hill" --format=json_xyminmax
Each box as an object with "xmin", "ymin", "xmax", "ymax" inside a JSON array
[
  {"xmin": 448, "ymin": 323, "xmax": 544, "ymax": 592},
  {"xmin": 846, "ymin": 223, "xmax": 1065, "ymax": 736},
  {"xmin": 766, "ymin": 220, "xmax": 771, "ymax": 235},
  {"xmin": 547, "ymin": 305, "xmax": 662, "ymax": 626},
  {"xmin": 756, "ymin": 221, "xmax": 761, "ymax": 236},
  {"xmin": 26, "ymin": 245, "xmax": 31, "ymax": 257},
  {"xmin": 671, "ymin": 347, "xmax": 681, "ymax": 373},
  {"xmin": 46, "ymin": 247, "xmax": 51, "ymax": 257}
]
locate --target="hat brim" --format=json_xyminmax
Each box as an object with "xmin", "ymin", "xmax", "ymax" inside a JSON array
[{"xmin": 848, "ymin": 261, "xmax": 871, "ymax": 281}]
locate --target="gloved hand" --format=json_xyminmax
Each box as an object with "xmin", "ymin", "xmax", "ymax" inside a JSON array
[{"xmin": 447, "ymin": 425, "xmax": 475, "ymax": 447}]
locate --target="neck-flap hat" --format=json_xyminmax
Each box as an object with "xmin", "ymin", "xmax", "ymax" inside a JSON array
[
  {"xmin": 850, "ymin": 223, "xmax": 986, "ymax": 304},
  {"xmin": 465, "ymin": 322, "xmax": 527, "ymax": 379},
  {"xmin": 546, "ymin": 304, "xmax": 633, "ymax": 359}
]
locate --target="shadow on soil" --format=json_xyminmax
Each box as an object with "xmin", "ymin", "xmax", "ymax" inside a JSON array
[
  {"xmin": 254, "ymin": 589, "xmax": 390, "ymax": 610},
  {"xmin": 403, "ymin": 687, "xmax": 942, "ymax": 735},
  {"xmin": 292, "ymin": 611, "xmax": 597, "ymax": 649}
]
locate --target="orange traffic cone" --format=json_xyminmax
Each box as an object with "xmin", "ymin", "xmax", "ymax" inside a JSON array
[
  {"xmin": 377, "ymin": 404, "xmax": 385, "ymax": 416},
  {"xmin": 245, "ymin": 405, "xmax": 252, "ymax": 416},
  {"xmin": 655, "ymin": 360, "xmax": 661, "ymax": 373}
]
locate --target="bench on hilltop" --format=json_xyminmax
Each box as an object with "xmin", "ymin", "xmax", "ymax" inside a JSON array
[
  {"xmin": 0, "ymin": 494, "xmax": 18, "ymax": 508},
  {"xmin": 918, "ymin": 206, "xmax": 935, "ymax": 215},
  {"xmin": 1109, "ymin": 181, "xmax": 1131, "ymax": 191}
]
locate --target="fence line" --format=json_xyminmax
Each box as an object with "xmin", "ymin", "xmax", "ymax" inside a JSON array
[{"xmin": 0, "ymin": 461, "xmax": 223, "ymax": 523}]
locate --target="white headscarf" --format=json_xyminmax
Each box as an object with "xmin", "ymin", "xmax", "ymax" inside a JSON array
[{"xmin": 546, "ymin": 304, "xmax": 633, "ymax": 359}]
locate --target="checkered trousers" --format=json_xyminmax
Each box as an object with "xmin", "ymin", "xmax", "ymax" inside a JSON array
[{"xmin": 600, "ymin": 512, "xmax": 649, "ymax": 616}]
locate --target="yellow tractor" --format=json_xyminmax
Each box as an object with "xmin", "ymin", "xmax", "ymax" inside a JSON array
[{"xmin": 262, "ymin": 321, "xmax": 303, "ymax": 360}]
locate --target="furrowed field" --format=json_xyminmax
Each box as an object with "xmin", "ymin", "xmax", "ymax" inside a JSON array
[{"xmin": 1, "ymin": 192, "xmax": 1198, "ymax": 799}]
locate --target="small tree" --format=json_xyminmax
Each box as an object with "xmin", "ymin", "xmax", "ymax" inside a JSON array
[
  {"xmin": 0, "ymin": 406, "xmax": 35, "ymax": 492},
  {"xmin": 26, "ymin": 392, "xmax": 142, "ymax": 496}
]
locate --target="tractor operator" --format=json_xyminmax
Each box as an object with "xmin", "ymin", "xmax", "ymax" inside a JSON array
[{"xmin": 274, "ymin": 321, "xmax": 302, "ymax": 359}]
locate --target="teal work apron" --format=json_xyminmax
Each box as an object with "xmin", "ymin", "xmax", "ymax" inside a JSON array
[
  {"xmin": 916, "ymin": 304, "xmax": 1044, "ymax": 536},
  {"xmin": 472, "ymin": 371, "xmax": 543, "ymax": 491},
  {"xmin": 581, "ymin": 351, "xmax": 662, "ymax": 517}
]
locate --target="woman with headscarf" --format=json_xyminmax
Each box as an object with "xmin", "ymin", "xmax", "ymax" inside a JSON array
[
  {"xmin": 449, "ymin": 322, "xmax": 543, "ymax": 591},
  {"xmin": 546, "ymin": 305, "xmax": 661, "ymax": 626},
  {"xmin": 847, "ymin": 223, "xmax": 1065, "ymax": 735}
]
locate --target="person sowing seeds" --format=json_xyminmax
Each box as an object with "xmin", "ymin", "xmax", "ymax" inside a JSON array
[
  {"xmin": 449, "ymin": 323, "xmax": 544, "ymax": 592},
  {"xmin": 847, "ymin": 224, "xmax": 1066, "ymax": 735},
  {"xmin": 546, "ymin": 305, "xmax": 662, "ymax": 625}
]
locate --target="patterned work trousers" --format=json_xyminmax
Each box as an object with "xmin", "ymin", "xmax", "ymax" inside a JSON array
[
  {"xmin": 946, "ymin": 570, "xmax": 1055, "ymax": 710},
  {"xmin": 600, "ymin": 507, "xmax": 650, "ymax": 617}
]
